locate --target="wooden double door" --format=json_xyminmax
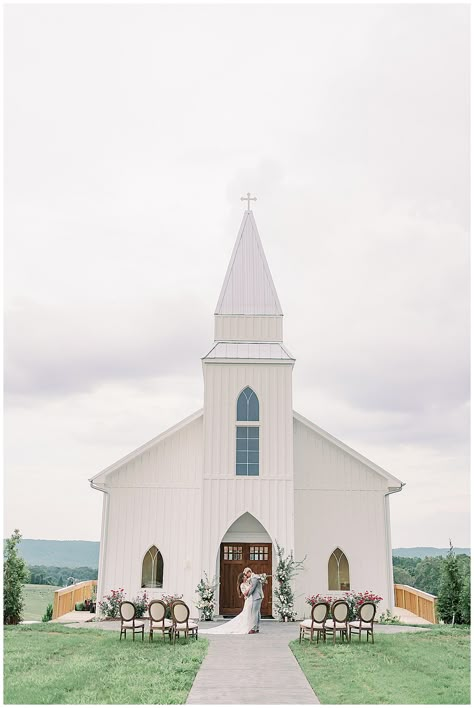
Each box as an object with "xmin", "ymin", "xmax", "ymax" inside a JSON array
[{"xmin": 219, "ymin": 542, "xmax": 273, "ymax": 617}]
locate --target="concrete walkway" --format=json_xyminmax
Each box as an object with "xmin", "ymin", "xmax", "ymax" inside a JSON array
[{"xmin": 187, "ymin": 620, "xmax": 319, "ymax": 705}]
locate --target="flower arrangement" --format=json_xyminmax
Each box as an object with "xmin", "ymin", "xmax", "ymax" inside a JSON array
[
  {"xmin": 274, "ymin": 541, "xmax": 305, "ymax": 622},
  {"xmin": 258, "ymin": 573, "xmax": 270, "ymax": 586},
  {"xmin": 305, "ymin": 590, "xmax": 383, "ymax": 621},
  {"xmin": 161, "ymin": 593, "xmax": 183, "ymax": 619},
  {"xmin": 98, "ymin": 588, "xmax": 126, "ymax": 618},
  {"xmin": 132, "ymin": 590, "xmax": 149, "ymax": 618},
  {"xmin": 195, "ymin": 573, "xmax": 219, "ymax": 621}
]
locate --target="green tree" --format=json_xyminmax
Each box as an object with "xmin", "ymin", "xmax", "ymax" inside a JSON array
[
  {"xmin": 437, "ymin": 541, "xmax": 463, "ymax": 624},
  {"xmin": 413, "ymin": 556, "xmax": 444, "ymax": 596},
  {"xmin": 459, "ymin": 570, "xmax": 470, "ymax": 624},
  {"xmin": 4, "ymin": 529, "xmax": 30, "ymax": 625},
  {"xmin": 393, "ymin": 566, "xmax": 415, "ymax": 586}
]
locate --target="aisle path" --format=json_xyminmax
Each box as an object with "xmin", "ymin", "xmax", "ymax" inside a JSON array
[{"xmin": 187, "ymin": 620, "xmax": 319, "ymax": 705}]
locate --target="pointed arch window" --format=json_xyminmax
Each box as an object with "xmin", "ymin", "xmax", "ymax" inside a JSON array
[
  {"xmin": 328, "ymin": 548, "xmax": 350, "ymax": 591},
  {"xmin": 237, "ymin": 386, "xmax": 259, "ymax": 422},
  {"xmin": 141, "ymin": 546, "xmax": 164, "ymax": 588},
  {"xmin": 236, "ymin": 387, "xmax": 259, "ymax": 476}
]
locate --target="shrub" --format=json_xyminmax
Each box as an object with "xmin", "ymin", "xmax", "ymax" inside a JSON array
[
  {"xmin": 378, "ymin": 609, "xmax": 401, "ymax": 624},
  {"xmin": 98, "ymin": 588, "xmax": 126, "ymax": 618},
  {"xmin": 132, "ymin": 590, "xmax": 149, "ymax": 618},
  {"xmin": 42, "ymin": 603, "xmax": 53, "ymax": 622},
  {"xmin": 4, "ymin": 529, "xmax": 30, "ymax": 625},
  {"xmin": 161, "ymin": 593, "xmax": 183, "ymax": 619}
]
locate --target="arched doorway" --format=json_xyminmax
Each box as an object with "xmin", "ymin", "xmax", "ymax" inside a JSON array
[{"xmin": 219, "ymin": 513, "xmax": 273, "ymax": 617}]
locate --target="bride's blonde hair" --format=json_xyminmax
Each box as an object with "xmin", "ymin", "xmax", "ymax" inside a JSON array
[{"xmin": 236, "ymin": 571, "xmax": 245, "ymax": 598}]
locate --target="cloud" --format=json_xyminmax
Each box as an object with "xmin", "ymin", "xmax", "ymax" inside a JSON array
[{"xmin": 5, "ymin": 297, "xmax": 209, "ymax": 398}]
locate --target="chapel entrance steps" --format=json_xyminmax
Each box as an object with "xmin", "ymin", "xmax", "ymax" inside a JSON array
[{"xmin": 393, "ymin": 583, "xmax": 438, "ymax": 624}]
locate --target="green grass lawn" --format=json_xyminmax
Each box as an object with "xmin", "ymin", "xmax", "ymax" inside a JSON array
[
  {"xmin": 4, "ymin": 623, "xmax": 208, "ymax": 704},
  {"xmin": 22, "ymin": 584, "xmax": 60, "ymax": 621},
  {"xmin": 291, "ymin": 626, "xmax": 470, "ymax": 704}
]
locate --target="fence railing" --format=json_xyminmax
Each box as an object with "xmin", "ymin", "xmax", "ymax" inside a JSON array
[
  {"xmin": 394, "ymin": 584, "xmax": 438, "ymax": 624},
  {"xmin": 52, "ymin": 580, "xmax": 97, "ymax": 620}
]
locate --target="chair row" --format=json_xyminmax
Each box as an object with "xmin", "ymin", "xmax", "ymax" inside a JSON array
[
  {"xmin": 299, "ymin": 600, "xmax": 376, "ymax": 644},
  {"xmin": 119, "ymin": 599, "xmax": 198, "ymax": 644}
]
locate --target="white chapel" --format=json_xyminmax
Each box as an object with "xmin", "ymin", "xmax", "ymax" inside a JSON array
[{"xmin": 90, "ymin": 206, "xmax": 403, "ymax": 619}]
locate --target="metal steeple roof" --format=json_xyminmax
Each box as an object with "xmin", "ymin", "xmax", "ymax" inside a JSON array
[{"xmin": 215, "ymin": 211, "xmax": 283, "ymax": 316}]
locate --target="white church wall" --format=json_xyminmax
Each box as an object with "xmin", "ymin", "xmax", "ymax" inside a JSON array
[
  {"xmin": 292, "ymin": 417, "xmax": 394, "ymax": 618},
  {"xmin": 202, "ymin": 362, "xmax": 294, "ymax": 480},
  {"xmin": 200, "ymin": 361, "xmax": 295, "ymax": 607},
  {"xmin": 96, "ymin": 415, "xmax": 204, "ymax": 614},
  {"xmin": 105, "ymin": 415, "xmax": 203, "ymax": 488},
  {"xmin": 214, "ymin": 315, "xmax": 283, "ymax": 342}
]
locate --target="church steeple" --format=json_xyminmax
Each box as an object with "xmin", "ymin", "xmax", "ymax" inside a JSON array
[
  {"xmin": 211, "ymin": 210, "xmax": 287, "ymax": 346},
  {"xmin": 215, "ymin": 210, "xmax": 283, "ymax": 317}
]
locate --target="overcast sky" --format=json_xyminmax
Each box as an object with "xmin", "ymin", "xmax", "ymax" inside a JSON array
[{"xmin": 5, "ymin": 4, "xmax": 470, "ymax": 548}]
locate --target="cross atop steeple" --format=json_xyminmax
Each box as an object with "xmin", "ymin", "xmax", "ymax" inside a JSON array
[{"xmin": 240, "ymin": 192, "xmax": 257, "ymax": 211}]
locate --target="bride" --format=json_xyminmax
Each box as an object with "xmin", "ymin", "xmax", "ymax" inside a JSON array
[{"xmin": 199, "ymin": 572, "xmax": 254, "ymax": 634}]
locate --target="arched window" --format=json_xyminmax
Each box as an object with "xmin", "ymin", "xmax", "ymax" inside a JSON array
[
  {"xmin": 237, "ymin": 386, "xmax": 259, "ymax": 421},
  {"xmin": 141, "ymin": 546, "xmax": 164, "ymax": 588},
  {"xmin": 328, "ymin": 548, "xmax": 350, "ymax": 591},
  {"xmin": 236, "ymin": 387, "xmax": 259, "ymax": 476}
]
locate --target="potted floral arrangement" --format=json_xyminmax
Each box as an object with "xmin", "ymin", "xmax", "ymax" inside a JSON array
[
  {"xmin": 132, "ymin": 590, "xmax": 149, "ymax": 618},
  {"xmin": 195, "ymin": 573, "xmax": 219, "ymax": 621},
  {"xmin": 274, "ymin": 542, "xmax": 305, "ymax": 622},
  {"xmin": 161, "ymin": 593, "xmax": 183, "ymax": 620},
  {"xmin": 90, "ymin": 587, "xmax": 97, "ymax": 614}
]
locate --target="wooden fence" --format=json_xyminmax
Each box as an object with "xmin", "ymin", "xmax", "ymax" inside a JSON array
[
  {"xmin": 52, "ymin": 580, "xmax": 97, "ymax": 620},
  {"xmin": 394, "ymin": 584, "xmax": 438, "ymax": 624}
]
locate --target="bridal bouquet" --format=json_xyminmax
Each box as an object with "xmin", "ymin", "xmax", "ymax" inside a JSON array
[{"xmin": 258, "ymin": 573, "xmax": 270, "ymax": 585}]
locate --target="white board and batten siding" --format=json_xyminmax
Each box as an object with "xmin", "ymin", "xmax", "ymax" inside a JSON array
[
  {"xmin": 200, "ymin": 359, "xmax": 295, "ymax": 609},
  {"xmin": 293, "ymin": 413, "xmax": 396, "ymax": 617},
  {"xmin": 93, "ymin": 413, "xmax": 204, "ymax": 612}
]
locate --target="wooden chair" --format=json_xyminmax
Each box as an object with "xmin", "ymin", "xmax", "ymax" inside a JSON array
[
  {"xmin": 349, "ymin": 601, "xmax": 376, "ymax": 643},
  {"xmin": 171, "ymin": 600, "xmax": 198, "ymax": 643},
  {"xmin": 119, "ymin": 601, "xmax": 144, "ymax": 641},
  {"xmin": 324, "ymin": 600, "xmax": 350, "ymax": 643},
  {"xmin": 299, "ymin": 601, "xmax": 330, "ymax": 643},
  {"xmin": 149, "ymin": 600, "xmax": 173, "ymax": 642}
]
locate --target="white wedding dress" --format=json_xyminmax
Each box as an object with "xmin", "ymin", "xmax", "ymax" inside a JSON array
[{"xmin": 199, "ymin": 583, "xmax": 254, "ymax": 634}]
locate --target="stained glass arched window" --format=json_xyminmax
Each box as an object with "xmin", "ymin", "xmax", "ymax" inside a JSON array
[
  {"xmin": 328, "ymin": 548, "xmax": 350, "ymax": 591},
  {"xmin": 141, "ymin": 546, "xmax": 164, "ymax": 588},
  {"xmin": 237, "ymin": 387, "xmax": 259, "ymax": 421}
]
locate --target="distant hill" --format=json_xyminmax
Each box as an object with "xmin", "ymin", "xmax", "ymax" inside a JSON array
[
  {"xmin": 11, "ymin": 539, "xmax": 100, "ymax": 568},
  {"xmin": 393, "ymin": 547, "xmax": 470, "ymax": 558}
]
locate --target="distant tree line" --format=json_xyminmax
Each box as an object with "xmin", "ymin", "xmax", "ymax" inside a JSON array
[
  {"xmin": 28, "ymin": 565, "xmax": 98, "ymax": 586},
  {"xmin": 393, "ymin": 543, "xmax": 470, "ymax": 624}
]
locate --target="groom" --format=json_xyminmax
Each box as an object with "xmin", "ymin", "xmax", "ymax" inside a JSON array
[{"xmin": 244, "ymin": 567, "xmax": 263, "ymax": 634}]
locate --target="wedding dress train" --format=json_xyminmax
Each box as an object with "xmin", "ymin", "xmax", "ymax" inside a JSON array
[{"xmin": 199, "ymin": 584, "xmax": 254, "ymax": 635}]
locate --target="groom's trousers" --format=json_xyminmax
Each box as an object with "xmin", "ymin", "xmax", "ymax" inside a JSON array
[{"xmin": 252, "ymin": 598, "xmax": 262, "ymax": 631}]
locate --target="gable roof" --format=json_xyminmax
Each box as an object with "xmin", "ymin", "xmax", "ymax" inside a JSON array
[
  {"xmin": 89, "ymin": 408, "xmax": 203, "ymax": 485},
  {"xmin": 293, "ymin": 410, "xmax": 404, "ymax": 487},
  {"xmin": 215, "ymin": 210, "xmax": 283, "ymax": 316}
]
